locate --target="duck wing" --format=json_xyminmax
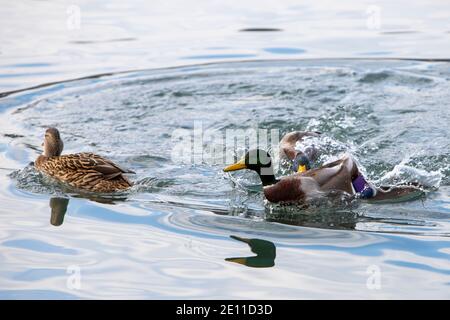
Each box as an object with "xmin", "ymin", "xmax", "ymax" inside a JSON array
[
  {"xmin": 82, "ymin": 153, "xmax": 136, "ymax": 175},
  {"xmin": 280, "ymin": 131, "xmax": 321, "ymax": 160},
  {"xmin": 42, "ymin": 153, "xmax": 134, "ymax": 181}
]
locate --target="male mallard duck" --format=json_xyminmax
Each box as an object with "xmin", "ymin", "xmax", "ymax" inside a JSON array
[
  {"xmin": 224, "ymin": 149, "xmax": 422, "ymax": 203},
  {"xmin": 35, "ymin": 128, "xmax": 134, "ymax": 193},
  {"xmin": 279, "ymin": 131, "xmax": 321, "ymax": 173}
]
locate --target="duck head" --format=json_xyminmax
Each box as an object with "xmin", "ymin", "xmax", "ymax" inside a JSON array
[
  {"xmin": 292, "ymin": 153, "xmax": 311, "ymax": 173},
  {"xmin": 223, "ymin": 149, "xmax": 278, "ymax": 186},
  {"xmin": 43, "ymin": 127, "xmax": 64, "ymax": 157}
]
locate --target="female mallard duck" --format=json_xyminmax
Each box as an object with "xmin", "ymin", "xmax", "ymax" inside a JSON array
[
  {"xmin": 35, "ymin": 128, "xmax": 134, "ymax": 193},
  {"xmin": 224, "ymin": 149, "xmax": 421, "ymax": 204}
]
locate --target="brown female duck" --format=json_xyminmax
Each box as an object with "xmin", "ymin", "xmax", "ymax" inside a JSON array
[
  {"xmin": 224, "ymin": 149, "xmax": 422, "ymax": 204},
  {"xmin": 35, "ymin": 128, "xmax": 134, "ymax": 192}
]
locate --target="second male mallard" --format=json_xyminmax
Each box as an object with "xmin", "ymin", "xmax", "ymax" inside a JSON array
[
  {"xmin": 279, "ymin": 130, "xmax": 321, "ymax": 173},
  {"xmin": 35, "ymin": 128, "xmax": 134, "ymax": 193}
]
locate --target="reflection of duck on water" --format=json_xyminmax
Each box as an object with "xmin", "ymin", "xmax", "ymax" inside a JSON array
[
  {"xmin": 226, "ymin": 235, "xmax": 276, "ymax": 268},
  {"xmin": 224, "ymin": 131, "xmax": 423, "ymax": 204},
  {"xmin": 47, "ymin": 193, "xmax": 127, "ymax": 226},
  {"xmin": 49, "ymin": 197, "xmax": 69, "ymax": 226}
]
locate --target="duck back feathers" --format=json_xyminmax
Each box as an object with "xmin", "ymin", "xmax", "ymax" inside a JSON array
[{"xmin": 35, "ymin": 152, "xmax": 133, "ymax": 192}]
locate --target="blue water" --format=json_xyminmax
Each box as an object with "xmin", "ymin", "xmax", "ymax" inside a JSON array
[{"xmin": 0, "ymin": 0, "xmax": 449, "ymax": 299}]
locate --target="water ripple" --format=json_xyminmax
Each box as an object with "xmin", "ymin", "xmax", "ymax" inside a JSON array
[{"xmin": 1, "ymin": 59, "xmax": 450, "ymax": 298}]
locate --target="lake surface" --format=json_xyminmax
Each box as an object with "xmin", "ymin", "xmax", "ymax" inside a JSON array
[{"xmin": 0, "ymin": 0, "xmax": 449, "ymax": 299}]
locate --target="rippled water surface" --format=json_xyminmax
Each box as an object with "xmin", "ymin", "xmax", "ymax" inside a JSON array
[
  {"xmin": 1, "ymin": 59, "xmax": 449, "ymax": 299},
  {"xmin": 1, "ymin": 0, "xmax": 450, "ymax": 299}
]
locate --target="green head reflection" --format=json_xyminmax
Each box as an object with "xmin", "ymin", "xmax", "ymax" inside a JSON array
[{"xmin": 226, "ymin": 235, "xmax": 276, "ymax": 268}]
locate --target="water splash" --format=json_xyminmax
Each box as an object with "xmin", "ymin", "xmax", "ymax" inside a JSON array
[{"xmin": 376, "ymin": 161, "xmax": 442, "ymax": 189}]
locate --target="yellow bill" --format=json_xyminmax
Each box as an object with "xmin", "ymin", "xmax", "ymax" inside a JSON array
[
  {"xmin": 225, "ymin": 257, "xmax": 247, "ymax": 266},
  {"xmin": 297, "ymin": 164, "xmax": 307, "ymax": 173},
  {"xmin": 223, "ymin": 158, "xmax": 246, "ymax": 172}
]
